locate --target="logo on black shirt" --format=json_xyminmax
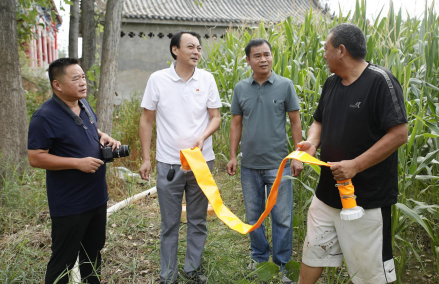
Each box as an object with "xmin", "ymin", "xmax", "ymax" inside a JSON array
[{"xmin": 349, "ymin": 102, "xmax": 361, "ymax": 108}]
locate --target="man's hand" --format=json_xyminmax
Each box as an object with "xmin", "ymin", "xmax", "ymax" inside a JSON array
[
  {"xmin": 192, "ymin": 108, "xmax": 221, "ymax": 151},
  {"xmin": 329, "ymin": 160, "xmax": 359, "ymax": 180},
  {"xmin": 77, "ymin": 157, "xmax": 104, "ymax": 173},
  {"xmin": 290, "ymin": 159, "xmax": 303, "ymax": 177},
  {"xmin": 227, "ymin": 157, "xmax": 238, "ymax": 176},
  {"xmin": 297, "ymin": 141, "xmax": 317, "ymax": 156},
  {"xmin": 139, "ymin": 160, "xmax": 151, "ymax": 181},
  {"xmin": 99, "ymin": 132, "xmax": 121, "ymax": 151},
  {"xmin": 192, "ymin": 136, "xmax": 205, "ymax": 151}
]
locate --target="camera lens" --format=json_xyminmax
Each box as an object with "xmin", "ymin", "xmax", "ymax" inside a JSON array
[{"xmin": 113, "ymin": 145, "xmax": 130, "ymax": 158}]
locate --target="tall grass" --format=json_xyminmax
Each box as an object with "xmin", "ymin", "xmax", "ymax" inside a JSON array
[{"xmin": 201, "ymin": 0, "xmax": 439, "ymax": 282}]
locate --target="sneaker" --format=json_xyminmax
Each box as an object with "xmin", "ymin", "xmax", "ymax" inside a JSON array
[
  {"xmin": 247, "ymin": 260, "xmax": 258, "ymax": 271},
  {"xmin": 185, "ymin": 270, "xmax": 207, "ymax": 284},
  {"xmin": 281, "ymin": 273, "xmax": 294, "ymax": 284}
]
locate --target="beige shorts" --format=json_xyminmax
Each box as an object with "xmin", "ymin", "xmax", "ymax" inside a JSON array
[{"xmin": 302, "ymin": 196, "xmax": 396, "ymax": 284}]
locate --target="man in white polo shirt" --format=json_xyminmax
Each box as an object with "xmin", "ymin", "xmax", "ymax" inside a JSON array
[{"xmin": 139, "ymin": 31, "xmax": 222, "ymax": 284}]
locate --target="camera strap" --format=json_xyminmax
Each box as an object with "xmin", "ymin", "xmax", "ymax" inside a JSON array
[{"xmin": 52, "ymin": 94, "xmax": 103, "ymax": 147}]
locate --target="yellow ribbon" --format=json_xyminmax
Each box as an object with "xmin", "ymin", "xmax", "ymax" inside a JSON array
[{"xmin": 180, "ymin": 148, "xmax": 330, "ymax": 234}]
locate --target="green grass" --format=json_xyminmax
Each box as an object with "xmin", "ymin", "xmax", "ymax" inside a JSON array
[
  {"xmin": 0, "ymin": 164, "xmax": 299, "ymax": 283},
  {"xmin": 0, "ymin": 162, "xmax": 376, "ymax": 283}
]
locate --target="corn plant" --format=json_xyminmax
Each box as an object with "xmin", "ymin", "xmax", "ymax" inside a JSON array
[{"xmin": 201, "ymin": 0, "xmax": 439, "ymax": 282}]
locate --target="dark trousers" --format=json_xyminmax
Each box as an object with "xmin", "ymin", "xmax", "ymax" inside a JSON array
[{"xmin": 45, "ymin": 204, "xmax": 107, "ymax": 284}]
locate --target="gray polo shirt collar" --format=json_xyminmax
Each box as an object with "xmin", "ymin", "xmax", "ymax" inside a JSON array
[
  {"xmin": 169, "ymin": 62, "xmax": 200, "ymax": 82},
  {"xmin": 247, "ymin": 70, "xmax": 276, "ymax": 85}
]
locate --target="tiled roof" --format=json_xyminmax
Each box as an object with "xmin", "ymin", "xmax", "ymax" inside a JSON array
[{"xmin": 123, "ymin": 0, "xmax": 323, "ymax": 24}]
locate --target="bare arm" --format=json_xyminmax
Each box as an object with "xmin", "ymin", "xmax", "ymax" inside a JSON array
[
  {"xmin": 27, "ymin": 127, "xmax": 121, "ymax": 173},
  {"xmin": 28, "ymin": 149, "xmax": 104, "ymax": 173},
  {"xmin": 139, "ymin": 109, "xmax": 155, "ymax": 180},
  {"xmin": 193, "ymin": 108, "xmax": 221, "ymax": 151},
  {"xmin": 289, "ymin": 110, "xmax": 303, "ymax": 150},
  {"xmin": 297, "ymin": 120, "xmax": 322, "ymax": 157},
  {"xmin": 226, "ymin": 114, "xmax": 243, "ymax": 175},
  {"xmin": 330, "ymin": 123, "xmax": 408, "ymax": 180},
  {"xmin": 288, "ymin": 110, "xmax": 304, "ymax": 176}
]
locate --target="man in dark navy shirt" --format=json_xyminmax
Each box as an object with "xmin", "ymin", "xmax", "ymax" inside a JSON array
[
  {"xmin": 298, "ymin": 24, "xmax": 407, "ymax": 284},
  {"xmin": 28, "ymin": 58, "xmax": 120, "ymax": 284}
]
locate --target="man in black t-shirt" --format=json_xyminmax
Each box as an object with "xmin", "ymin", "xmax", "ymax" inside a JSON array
[
  {"xmin": 298, "ymin": 24, "xmax": 407, "ymax": 284},
  {"xmin": 28, "ymin": 58, "xmax": 120, "ymax": 284}
]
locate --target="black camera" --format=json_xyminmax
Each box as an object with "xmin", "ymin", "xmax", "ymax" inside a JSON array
[{"xmin": 101, "ymin": 145, "xmax": 130, "ymax": 163}]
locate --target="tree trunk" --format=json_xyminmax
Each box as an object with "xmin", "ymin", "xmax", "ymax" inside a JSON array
[
  {"xmin": 69, "ymin": 0, "xmax": 80, "ymax": 58},
  {"xmin": 81, "ymin": 0, "xmax": 96, "ymax": 100},
  {"xmin": 0, "ymin": 0, "xmax": 29, "ymax": 167},
  {"xmin": 96, "ymin": 0, "xmax": 124, "ymax": 135}
]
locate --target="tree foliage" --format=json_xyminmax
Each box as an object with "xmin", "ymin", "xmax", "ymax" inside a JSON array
[{"xmin": 16, "ymin": 0, "xmax": 55, "ymax": 46}]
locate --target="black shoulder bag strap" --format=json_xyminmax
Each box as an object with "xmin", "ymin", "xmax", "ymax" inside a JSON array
[{"xmin": 52, "ymin": 94, "xmax": 103, "ymax": 146}]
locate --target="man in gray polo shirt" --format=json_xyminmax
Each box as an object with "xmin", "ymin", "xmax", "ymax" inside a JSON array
[{"xmin": 226, "ymin": 39, "xmax": 302, "ymax": 283}]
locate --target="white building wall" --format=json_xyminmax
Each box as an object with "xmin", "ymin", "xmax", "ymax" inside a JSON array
[{"xmin": 115, "ymin": 22, "xmax": 228, "ymax": 104}]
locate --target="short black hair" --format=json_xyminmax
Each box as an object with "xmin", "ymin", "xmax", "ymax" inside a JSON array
[
  {"xmin": 245, "ymin": 39, "xmax": 272, "ymax": 57},
  {"xmin": 329, "ymin": 23, "xmax": 367, "ymax": 60},
  {"xmin": 169, "ymin": 31, "xmax": 202, "ymax": 60},
  {"xmin": 48, "ymin": 58, "xmax": 79, "ymax": 88}
]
